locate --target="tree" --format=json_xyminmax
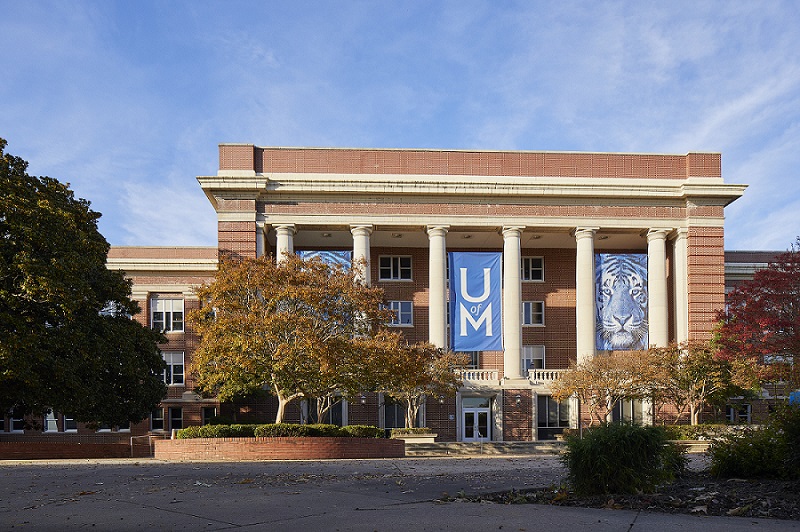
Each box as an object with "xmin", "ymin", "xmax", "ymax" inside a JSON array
[
  {"xmin": 649, "ymin": 342, "xmax": 759, "ymax": 425},
  {"xmin": 381, "ymin": 343, "xmax": 468, "ymax": 428},
  {"xmin": 191, "ymin": 254, "xmax": 398, "ymax": 423},
  {"xmin": 550, "ymin": 350, "xmax": 662, "ymax": 426},
  {"xmin": 0, "ymin": 138, "xmax": 166, "ymax": 425},
  {"xmin": 717, "ymin": 238, "xmax": 800, "ymax": 389}
]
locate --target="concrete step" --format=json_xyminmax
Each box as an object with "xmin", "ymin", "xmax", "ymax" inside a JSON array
[{"xmin": 404, "ymin": 441, "xmax": 566, "ymax": 456}]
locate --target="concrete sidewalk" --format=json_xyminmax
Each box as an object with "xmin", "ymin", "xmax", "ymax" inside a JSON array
[{"xmin": 0, "ymin": 456, "xmax": 797, "ymax": 531}]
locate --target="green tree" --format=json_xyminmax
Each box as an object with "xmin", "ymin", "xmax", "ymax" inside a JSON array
[
  {"xmin": 0, "ymin": 138, "xmax": 166, "ymax": 425},
  {"xmin": 191, "ymin": 254, "xmax": 399, "ymax": 423}
]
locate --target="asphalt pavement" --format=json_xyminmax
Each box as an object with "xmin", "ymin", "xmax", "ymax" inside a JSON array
[{"xmin": 0, "ymin": 456, "xmax": 797, "ymax": 531}]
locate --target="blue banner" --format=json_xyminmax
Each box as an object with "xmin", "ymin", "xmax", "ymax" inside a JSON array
[{"xmin": 449, "ymin": 252, "xmax": 503, "ymax": 351}]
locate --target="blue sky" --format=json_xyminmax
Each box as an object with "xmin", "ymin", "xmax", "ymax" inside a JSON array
[{"xmin": 2, "ymin": 1, "xmax": 798, "ymax": 251}]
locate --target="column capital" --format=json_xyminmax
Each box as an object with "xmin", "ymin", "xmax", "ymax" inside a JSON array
[
  {"xmin": 274, "ymin": 223, "xmax": 296, "ymax": 236},
  {"xmin": 501, "ymin": 226, "xmax": 525, "ymax": 239},
  {"xmin": 426, "ymin": 225, "xmax": 450, "ymax": 237},
  {"xmin": 573, "ymin": 227, "xmax": 600, "ymax": 240},
  {"xmin": 671, "ymin": 227, "xmax": 689, "ymax": 240},
  {"xmin": 350, "ymin": 224, "xmax": 373, "ymax": 237},
  {"xmin": 646, "ymin": 228, "xmax": 671, "ymax": 242}
]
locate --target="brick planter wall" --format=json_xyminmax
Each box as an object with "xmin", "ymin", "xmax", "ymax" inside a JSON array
[{"xmin": 154, "ymin": 437, "xmax": 405, "ymax": 461}]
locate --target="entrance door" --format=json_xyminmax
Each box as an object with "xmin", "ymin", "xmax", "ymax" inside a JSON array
[{"xmin": 462, "ymin": 397, "xmax": 491, "ymax": 442}]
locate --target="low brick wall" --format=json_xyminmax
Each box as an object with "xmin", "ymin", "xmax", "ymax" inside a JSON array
[
  {"xmin": 154, "ymin": 437, "xmax": 405, "ymax": 461},
  {"xmin": 0, "ymin": 442, "xmax": 132, "ymax": 460}
]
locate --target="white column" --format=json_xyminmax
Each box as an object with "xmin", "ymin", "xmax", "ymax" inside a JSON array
[
  {"xmin": 255, "ymin": 223, "xmax": 267, "ymax": 258},
  {"xmin": 673, "ymin": 228, "xmax": 689, "ymax": 344},
  {"xmin": 575, "ymin": 227, "xmax": 598, "ymax": 364},
  {"xmin": 502, "ymin": 226, "xmax": 524, "ymax": 379},
  {"xmin": 350, "ymin": 225, "xmax": 373, "ymax": 285},
  {"xmin": 647, "ymin": 229, "xmax": 670, "ymax": 348},
  {"xmin": 274, "ymin": 224, "xmax": 296, "ymax": 264},
  {"xmin": 427, "ymin": 225, "xmax": 449, "ymax": 349}
]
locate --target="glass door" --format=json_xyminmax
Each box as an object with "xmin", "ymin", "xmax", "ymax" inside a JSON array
[{"xmin": 462, "ymin": 397, "xmax": 491, "ymax": 442}]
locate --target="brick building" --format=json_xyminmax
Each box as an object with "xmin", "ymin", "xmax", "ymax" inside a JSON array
[{"xmin": 2, "ymin": 145, "xmax": 758, "ymax": 450}]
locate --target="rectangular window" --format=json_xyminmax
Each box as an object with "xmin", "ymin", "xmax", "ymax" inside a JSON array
[
  {"xmin": 726, "ymin": 404, "xmax": 751, "ymax": 423},
  {"xmin": 117, "ymin": 420, "xmax": 130, "ymax": 432},
  {"xmin": 521, "ymin": 257, "xmax": 544, "ymax": 282},
  {"xmin": 522, "ymin": 301, "xmax": 545, "ymax": 326},
  {"xmin": 379, "ymin": 256, "xmax": 412, "ymax": 281},
  {"xmin": 522, "ymin": 345, "xmax": 545, "ymax": 371},
  {"xmin": 537, "ymin": 396, "xmax": 570, "ymax": 427},
  {"xmin": 151, "ymin": 409, "xmax": 165, "ymax": 431},
  {"xmin": 10, "ymin": 408, "xmax": 24, "ymax": 433},
  {"xmin": 97, "ymin": 422, "xmax": 112, "ymax": 433},
  {"xmin": 458, "ymin": 351, "xmax": 480, "ymax": 369},
  {"xmin": 388, "ymin": 301, "xmax": 413, "ymax": 326},
  {"xmin": 162, "ymin": 352, "xmax": 185, "ymax": 385},
  {"xmin": 169, "ymin": 407, "xmax": 183, "ymax": 431},
  {"xmin": 44, "ymin": 411, "xmax": 59, "ymax": 432},
  {"xmin": 151, "ymin": 298, "xmax": 184, "ymax": 332},
  {"xmin": 64, "ymin": 415, "xmax": 77, "ymax": 432},
  {"xmin": 202, "ymin": 407, "xmax": 217, "ymax": 426}
]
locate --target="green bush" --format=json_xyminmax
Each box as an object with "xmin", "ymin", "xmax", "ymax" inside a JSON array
[
  {"xmin": 661, "ymin": 424, "xmax": 729, "ymax": 441},
  {"xmin": 341, "ymin": 425, "xmax": 385, "ymax": 438},
  {"xmin": 562, "ymin": 423, "xmax": 687, "ymax": 496},
  {"xmin": 175, "ymin": 424, "xmax": 259, "ymax": 439},
  {"xmin": 390, "ymin": 427, "xmax": 433, "ymax": 436},
  {"xmin": 709, "ymin": 404, "xmax": 800, "ymax": 479}
]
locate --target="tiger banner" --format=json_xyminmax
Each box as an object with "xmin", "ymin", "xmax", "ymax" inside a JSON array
[
  {"xmin": 595, "ymin": 253, "xmax": 648, "ymax": 351},
  {"xmin": 448, "ymin": 252, "xmax": 503, "ymax": 351}
]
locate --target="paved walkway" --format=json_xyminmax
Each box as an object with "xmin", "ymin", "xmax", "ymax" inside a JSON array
[{"xmin": 1, "ymin": 456, "xmax": 797, "ymax": 531}]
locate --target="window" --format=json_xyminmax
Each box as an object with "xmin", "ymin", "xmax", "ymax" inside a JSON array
[
  {"xmin": 151, "ymin": 409, "xmax": 165, "ymax": 431},
  {"xmin": 522, "ymin": 301, "xmax": 545, "ymax": 326},
  {"xmin": 117, "ymin": 420, "xmax": 130, "ymax": 432},
  {"xmin": 726, "ymin": 404, "xmax": 751, "ymax": 423},
  {"xmin": 612, "ymin": 399, "xmax": 644, "ymax": 423},
  {"xmin": 537, "ymin": 395, "xmax": 570, "ymax": 440},
  {"xmin": 379, "ymin": 256, "xmax": 412, "ymax": 281},
  {"xmin": 64, "ymin": 415, "xmax": 77, "ymax": 432},
  {"xmin": 522, "ymin": 345, "xmax": 545, "ymax": 371},
  {"xmin": 151, "ymin": 298, "xmax": 184, "ymax": 332},
  {"xmin": 459, "ymin": 351, "xmax": 480, "ymax": 369},
  {"xmin": 388, "ymin": 301, "xmax": 413, "ymax": 326},
  {"xmin": 44, "ymin": 411, "xmax": 59, "ymax": 432},
  {"xmin": 162, "ymin": 352, "xmax": 185, "ymax": 385},
  {"xmin": 202, "ymin": 407, "xmax": 217, "ymax": 426},
  {"xmin": 169, "ymin": 407, "xmax": 183, "ymax": 431},
  {"xmin": 521, "ymin": 257, "xmax": 544, "ymax": 282},
  {"xmin": 10, "ymin": 408, "xmax": 24, "ymax": 433}
]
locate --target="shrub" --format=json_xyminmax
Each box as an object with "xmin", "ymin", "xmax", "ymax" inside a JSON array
[
  {"xmin": 710, "ymin": 404, "xmax": 800, "ymax": 480},
  {"xmin": 175, "ymin": 424, "xmax": 259, "ymax": 439},
  {"xmin": 341, "ymin": 425, "xmax": 385, "ymax": 438},
  {"xmin": 561, "ymin": 423, "xmax": 687, "ymax": 496},
  {"xmin": 390, "ymin": 427, "xmax": 433, "ymax": 436},
  {"xmin": 660, "ymin": 423, "xmax": 730, "ymax": 441}
]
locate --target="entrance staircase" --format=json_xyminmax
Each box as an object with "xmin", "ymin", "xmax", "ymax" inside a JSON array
[{"xmin": 404, "ymin": 440, "xmax": 565, "ymax": 457}]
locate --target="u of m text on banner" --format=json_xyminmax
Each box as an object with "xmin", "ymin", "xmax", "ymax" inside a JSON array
[{"xmin": 448, "ymin": 252, "xmax": 503, "ymax": 351}]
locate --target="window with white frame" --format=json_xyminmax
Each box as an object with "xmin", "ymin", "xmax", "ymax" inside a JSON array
[
  {"xmin": 521, "ymin": 257, "xmax": 544, "ymax": 282},
  {"xmin": 63, "ymin": 415, "xmax": 77, "ymax": 432},
  {"xmin": 522, "ymin": 301, "xmax": 545, "ymax": 326},
  {"xmin": 388, "ymin": 301, "xmax": 413, "ymax": 326},
  {"xmin": 726, "ymin": 403, "xmax": 751, "ymax": 423},
  {"xmin": 10, "ymin": 408, "xmax": 24, "ymax": 433},
  {"xmin": 522, "ymin": 345, "xmax": 545, "ymax": 371},
  {"xmin": 458, "ymin": 351, "xmax": 480, "ymax": 369},
  {"xmin": 162, "ymin": 352, "xmax": 185, "ymax": 385},
  {"xmin": 151, "ymin": 298, "xmax": 184, "ymax": 332},
  {"xmin": 379, "ymin": 256, "xmax": 412, "ymax": 281},
  {"xmin": 151, "ymin": 409, "xmax": 165, "ymax": 431},
  {"xmin": 537, "ymin": 395, "xmax": 570, "ymax": 428}
]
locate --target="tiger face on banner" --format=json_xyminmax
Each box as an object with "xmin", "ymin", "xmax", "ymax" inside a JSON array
[{"xmin": 595, "ymin": 254, "xmax": 648, "ymax": 351}]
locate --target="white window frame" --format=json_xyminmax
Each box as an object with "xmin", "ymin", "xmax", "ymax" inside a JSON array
[
  {"xmin": 10, "ymin": 408, "xmax": 24, "ymax": 433},
  {"xmin": 522, "ymin": 345, "xmax": 545, "ymax": 372},
  {"xmin": 378, "ymin": 256, "xmax": 412, "ymax": 281},
  {"xmin": 726, "ymin": 403, "xmax": 752, "ymax": 423},
  {"xmin": 44, "ymin": 411, "xmax": 59, "ymax": 432},
  {"xmin": 151, "ymin": 298, "xmax": 184, "ymax": 333},
  {"xmin": 522, "ymin": 301, "xmax": 545, "ymax": 326},
  {"xmin": 63, "ymin": 415, "xmax": 77, "ymax": 432},
  {"xmin": 162, "ymin": 352, "xmax": 185, "ymax": 385},
  {"xmin": 388, "ymin": 301, "xmax": 413, "ymax": 326},
  {"xmin": 521, "ymin": 256, "xmax": 544, "ymax": 282}
]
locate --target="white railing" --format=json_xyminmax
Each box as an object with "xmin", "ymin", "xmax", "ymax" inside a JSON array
[
  {"xmin": 459, "ymin": 369, "xmax": 500, "ymax": 384},
  {"xmin": 528, "ymin": 369, "xmax": 567, "ymax": 383}
]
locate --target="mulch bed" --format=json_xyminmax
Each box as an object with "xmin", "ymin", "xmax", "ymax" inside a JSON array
[{"xmin": 457, "ymin": 471, "xmax": 800, "ymax": 521}]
